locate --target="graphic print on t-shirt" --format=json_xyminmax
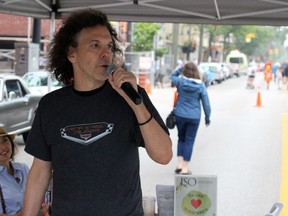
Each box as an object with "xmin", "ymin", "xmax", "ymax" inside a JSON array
[{"xmin": 60, "ymin": 122, "xmax": 114, "ymax": 145}]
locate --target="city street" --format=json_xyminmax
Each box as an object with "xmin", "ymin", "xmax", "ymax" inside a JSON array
[
  {"xmin": 15, "ymin": 72, "xmax": 287, "ymax": 215},
  {"xmin": 142, "ymin": 72, "xmax": 286, "ymax": 216}
]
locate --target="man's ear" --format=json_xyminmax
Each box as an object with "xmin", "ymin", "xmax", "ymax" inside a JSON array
[{"xmin": 67, "ymin": 47, "xmax": 76, "ymax": 63}]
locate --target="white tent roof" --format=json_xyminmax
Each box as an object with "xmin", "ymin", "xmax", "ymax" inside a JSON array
[{"xmin": 0, "ymin": 0, "xmax": 288, "ymax": 26}]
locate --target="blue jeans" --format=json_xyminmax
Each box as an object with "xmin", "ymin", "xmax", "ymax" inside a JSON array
[{"xmin": 176, "ymin": 116, "xmax": 200, "ymax": 161}]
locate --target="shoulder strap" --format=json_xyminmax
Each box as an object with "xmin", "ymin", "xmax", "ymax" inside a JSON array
[{"xmin": 0, "ymin": 185, "xmax": 6, "ymax": 214}]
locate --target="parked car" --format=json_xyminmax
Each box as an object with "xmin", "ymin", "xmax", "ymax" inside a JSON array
[
  {"xmin": 22, "ymin": 70, "xmax": 63, "ymax": 95},
  {"xmin": 199, "ymin": 62, "xmax": 224, "ymax": 83},
  {"xmin": 198, "ymin": 65, "xmax": 215, "ymax": 86},
  {"xmin": 202, "ymin": 62, "xmax": 231, "ymax": 80},
  {"xmin": 0, "ymin": 73, "xmax": 42, "ymax": 143},
  {"xmin": 218, "ymin": 62, "xmax": 234, "ymax": 79}
]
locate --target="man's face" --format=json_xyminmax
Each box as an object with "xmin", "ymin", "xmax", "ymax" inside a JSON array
[{"xmin": 68, "ymin": 25, "xmax": 114, "ymax": 90}]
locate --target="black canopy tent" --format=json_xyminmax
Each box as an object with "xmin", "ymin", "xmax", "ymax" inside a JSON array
[{"xmin": 0, "ymin": 0, "xmax": 288, "ymax": 26}]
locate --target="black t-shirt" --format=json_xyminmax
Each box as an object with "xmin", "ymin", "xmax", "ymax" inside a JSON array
[{"xmin": 25, "ymin": 81, "xmax": 168, "ymax": 216}]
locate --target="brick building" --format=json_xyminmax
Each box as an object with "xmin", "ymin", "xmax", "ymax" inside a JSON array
[
  {"xmin": 0, "ymin": 14, "xmax": 60, "ymax": 71},
  {"xmin": 0, "ymin": 14, "xmax": 56, "ymax": 50}
]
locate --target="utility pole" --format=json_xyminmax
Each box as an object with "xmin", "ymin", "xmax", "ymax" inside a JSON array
[
  {"xmin": 172, "ymin": 23, "xmax": 179, "ymax": 69},
  {"xmin": 32, "ymin": 18, "xmax": 41, "ymax": 44},
  {"xmin": 125, "ymin": 22, "xmax": 133, "ymax": 72},
  {"xmin": 198, "ymin": 25, "xmax": 204, "ymax": 65}
]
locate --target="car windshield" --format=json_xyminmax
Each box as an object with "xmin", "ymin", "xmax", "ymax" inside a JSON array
[
  {"xmin": 23, "ymin": 72, "xmax": 62, "ymax": 87},
  {"xmin": 200, "ymin": 64, "xmax": 218, "ymax": 72},
  {"xmin": 209, "ymin": 66, "xmax": 218, "ymax": 72},
  {"xmin": 229, "ymin": 57, "xmax": 243, "ymax": 64},
  {"xmin": 199, "ymin": 65, "xmax": 208, "ymax": 71},
  {"xmin": 24, "ymin": 75, "xmax": 47, "ymax": 87}
]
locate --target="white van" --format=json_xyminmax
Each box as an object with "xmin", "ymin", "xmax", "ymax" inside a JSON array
[{"xmin": 226, "ymin": 50, "xmax": 248, "ymax": 76}]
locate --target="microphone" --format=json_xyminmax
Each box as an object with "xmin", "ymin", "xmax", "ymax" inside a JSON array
[{"xmin": 106, "ymin": 64, "xmax": 143, "ymax": 105}]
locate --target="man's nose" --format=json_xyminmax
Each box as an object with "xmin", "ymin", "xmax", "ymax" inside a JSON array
[{"xmin": 100, "ymin": 47, "xmax": 112, "ymax": 58}]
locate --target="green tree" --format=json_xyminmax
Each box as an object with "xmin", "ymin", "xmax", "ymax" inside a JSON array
[
  {"xmin": 203, "ymin": 25, "xmax": 286, "ymax": 62},
  {"xmin": 231, "ymin": 26, "xmax": 287, "ymax": 62},
  {"xmin": 132, "ymin": 22, "xmax": 167, "ymax": 59},
  {"xmin": 249, "ymin": 27, "xmax": 270, "ymax": 60}
]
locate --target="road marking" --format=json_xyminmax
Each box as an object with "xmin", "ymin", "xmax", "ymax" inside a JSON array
[{"xmin": 280, "ymin": 112, "xmax": 288, "ymax": 215}]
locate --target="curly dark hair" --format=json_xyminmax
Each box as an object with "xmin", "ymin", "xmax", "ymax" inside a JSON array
[{"xmin": 46, "ymin": 9, "xmax": 123, "ymax": 85}]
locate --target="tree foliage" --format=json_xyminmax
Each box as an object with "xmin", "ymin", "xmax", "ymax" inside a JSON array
[
  {"xmin": 132, "ymin": 22, "xmax": 160, "ymax": 51},
  {"xmin": 132, "ymin": 22, "xmax": 167, "ymax": 59},
  {"xmin": 203, "ymin": 25, "xmax": 288, "ymax": 62}
]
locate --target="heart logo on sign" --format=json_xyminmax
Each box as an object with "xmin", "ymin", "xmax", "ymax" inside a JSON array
[
  {"xmin": 191, "ymin": 199, "xmax": 202, "ymax": 209},
  {"xmin": 181, "ymin": 190, "xmax": 212, "ymax": 215}
]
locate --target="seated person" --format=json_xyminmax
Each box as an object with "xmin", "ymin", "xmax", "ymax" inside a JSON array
[{"xmin": 0, "ymin": 127, "xmax": 29, "ymax": 216}]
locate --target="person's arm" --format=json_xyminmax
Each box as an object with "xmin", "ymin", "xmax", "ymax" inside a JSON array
[
  {"xmin": 201, "ymin": 85, "xmax": 211, "ymax": 126},
  {"xmin": 170, "ymin": 66, "xmax": 183, "ymax": 87},
  {"xmin": 171, "ymin": 66, "xmax": 183, "ymax": 77},
  {"xmin": 108, "ymin": 68, "xmax": 173, "ymax": 165},
  {"xmin": 133, "ymin": 103, "xmax": 173, "ymax": 164},
  {"xmin": 22, "ymin": 158, "xmax": 52, "ymax": 216}
]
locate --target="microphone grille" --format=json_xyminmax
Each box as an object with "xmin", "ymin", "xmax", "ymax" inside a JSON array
[{"xmin": 106, "ymin": 64, "xmax": 117, "ymax": 75}]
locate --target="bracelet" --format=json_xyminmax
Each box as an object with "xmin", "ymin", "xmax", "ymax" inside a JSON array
[{"xmin": 138, "ymin": 113, "xmax": 153, "ymax": 126}]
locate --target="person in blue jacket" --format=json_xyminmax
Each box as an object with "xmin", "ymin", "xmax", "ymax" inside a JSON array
[
  {"xmin": 170, "ymin": 62, "xmax": 211, "ymax": 174},
  {"xmin": 0, "ymin": 127, "xmax": 29, "ymax": 216}
]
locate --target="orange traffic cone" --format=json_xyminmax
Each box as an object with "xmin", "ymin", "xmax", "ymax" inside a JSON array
[
  {"xmin": 146, "ymin": 84, "xmax": 152, "ymax": 94},
  {"xmin": 256, "ymin": 86, "xmax": 262, "ymax": 107},
  {"xmin": 138, "ymin": 71, "xmax": 146, "ymax": 89}
]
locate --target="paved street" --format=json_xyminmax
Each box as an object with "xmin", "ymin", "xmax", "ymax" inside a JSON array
[
  {"xmin": 140, "ymin": 72, "xmax": 286, "ymax": 215},
  {"xmin": 15, "ymin": 72, "xmax": 287, "ymax": 215}
]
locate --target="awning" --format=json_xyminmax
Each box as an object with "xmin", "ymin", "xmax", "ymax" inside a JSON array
[{"xmin": 0, "ymin": 0, "xmax": 287, "ymax": 26}]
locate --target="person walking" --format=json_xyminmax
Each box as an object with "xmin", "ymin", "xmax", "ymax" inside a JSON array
[
  {"xmin": 170, "ymin": 62, "xmax": 211, "ymax": 175},
  {"xmin": 272, "ymin": 62, "xmax": 279, "ymax": 84},
  {"xmin": 155, "ymin": 66, "xmax": 165, "ymax": 88},
  {"xmin": 22, "ymin": 9, "xmax": 172, "ymax": 216},
  {"xmin": 0, "ymin": 127, "xmax": 29, "ymax": 216},
  {"xmin": 264, "ymin": 61, "xmax": 273, "ymax": 89},
  {"xmin": 277, "ymin": 63, "xmax": 283, "ymax": 90},
  {"xmin": 283, "ymin": 63, "xmax": 288, "ymax": 90}
]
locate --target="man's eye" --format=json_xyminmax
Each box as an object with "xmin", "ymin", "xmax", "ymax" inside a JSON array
[
  {"xmin": 92, "ymin": 43, "xmax": 99, "ymax": 48},
  {"xmin": 107, "ymin": 44, "xmax": 113, "ymax": 50}
]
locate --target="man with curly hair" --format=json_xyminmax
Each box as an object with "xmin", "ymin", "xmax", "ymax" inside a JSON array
[{"xmin": 22, "ymin": 9, "xmax": 172, "ymax": 216}]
